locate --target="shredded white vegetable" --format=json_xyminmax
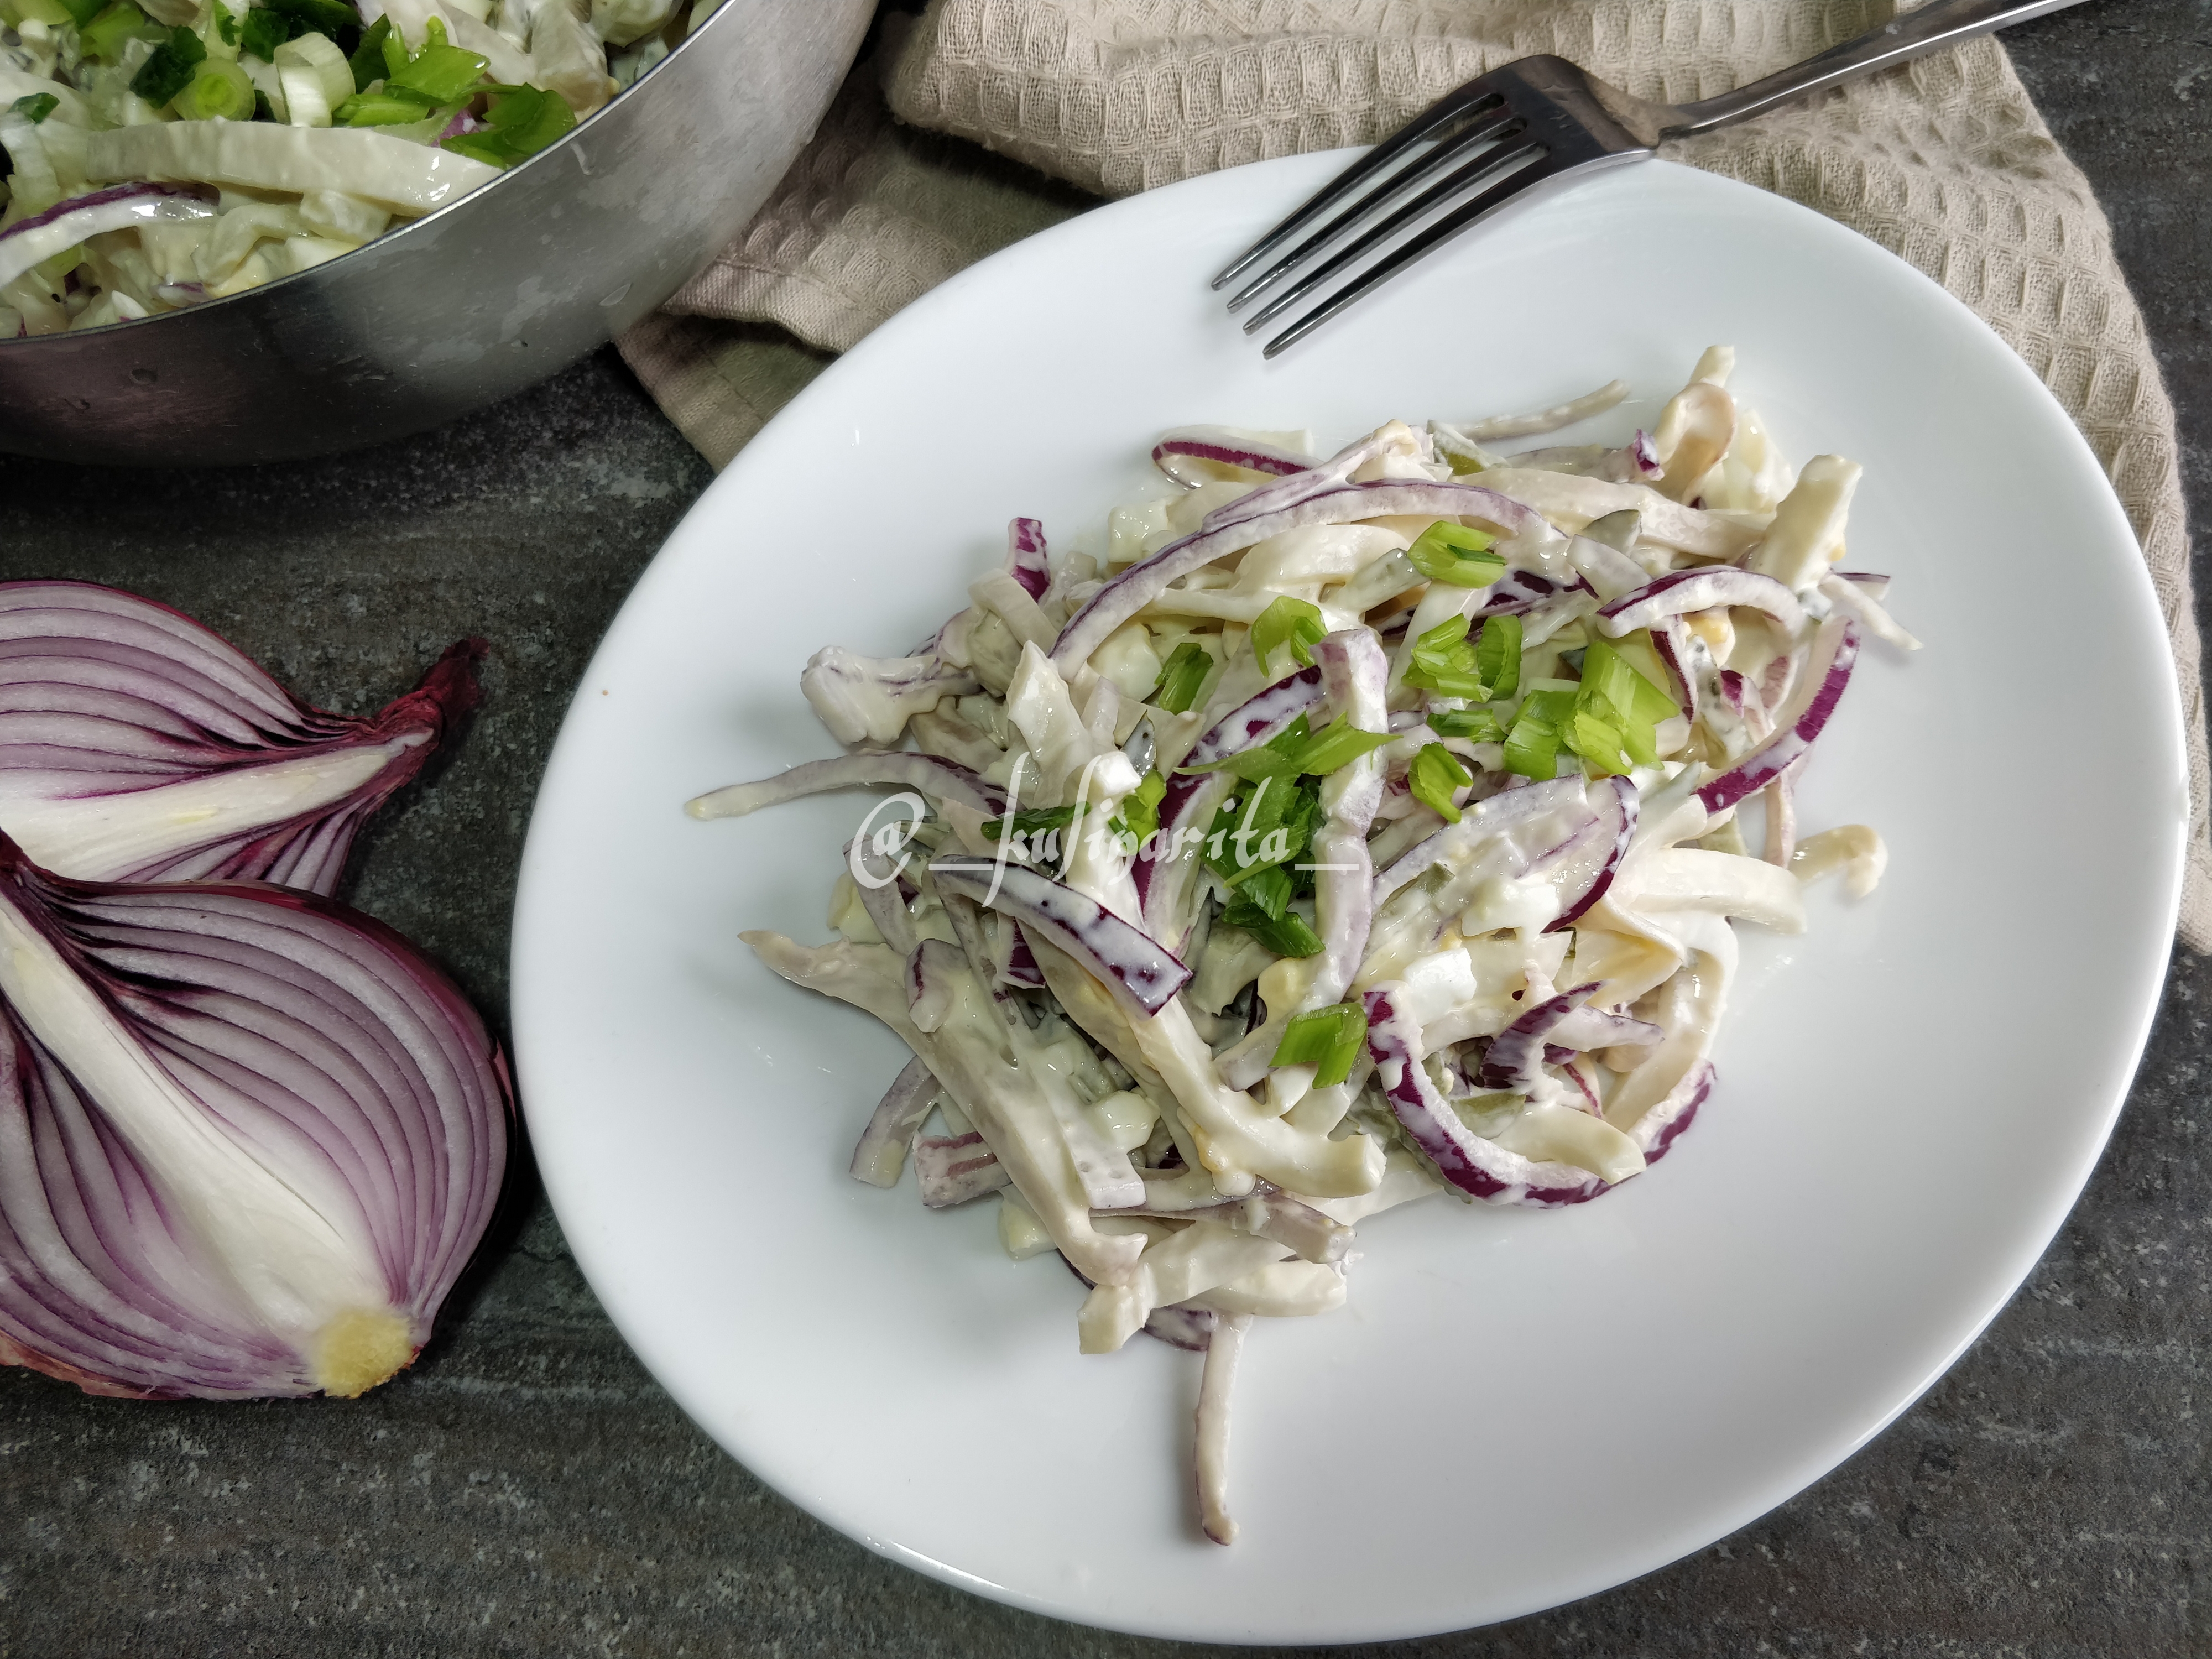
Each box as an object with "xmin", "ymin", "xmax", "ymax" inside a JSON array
[
  {"xmin": 700, "ymin": 349, "xmax": 1905, "ymax": 1543},
  {"xmin": 0, "ymin": 0, "xmax": 672, "ymax": 335}
]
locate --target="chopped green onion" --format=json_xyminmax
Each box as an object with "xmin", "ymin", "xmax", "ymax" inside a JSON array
[
  {"xmin": 131, "ymin": 23, "xmax": 207, "ymax": 105},
  {"xmin": 1150, "ymin": 641, "xmax": 1212, "ymax": 713},
  {"xmin": 1221, "ymin": 893, "xmax": 1323, "ymax": 958},
  {"xmin": 1286, "ymin": 714, "xmax": 1392, "ymax": 776},
  {"xmin": 385, "ymin": 39, "xmax": 486, "ymax": 102},
  {"xmin": 380, "ymin": 24, "xmax": 406, "ymax": 76},
  {"xmin": 1568, "ymin": 698, "xmax": 1636, "ymax": 777},
  {"xmin": 9, "ymin": 92, "xmax": 59, "ymax": 123},
  {"xmin": 56, "ymin": 0, "xmax": 106, "ymax": 26},
  {"xmin": 1425, "ymin": 705, "xmax": 1504, "ymax": 743},
  {"xmin": 422, "ymin": 11, "xmax": 446, "ymax": 43},
  {"xmin": 1231, "ymin": 859, "xmax": 1294, "ymax": 912},
  {"xmin": 238, "ymin": 4, "xmax": 288, "ymax": 60},
  {"xmin": 262, "ymin": 0, "xmax": 355, "ymax": 38},
  {"xmin": 171, "ymin": 57, "xmax": 253, "ymax": 119},
  {"xmin": 1579, "ymin": 637, "xmax": 1676, "ymax": 731},
  {"xmin": 1270, "ymin": 1001, "xmax": 1369, "ymax": 1086},
  {"xmin": 1200, "ymin": 766, "xmax": 1324, "ymax": 895},
  {"xmin": 442, "ymin": 84, "xmax": 576, "ymax": 167},
  {"xmin": 346, "ymin": 13, "xmax": 390, "ymax": 90},
  {"xmin": 1184, "ymin": 714, "xmax": 1308, "ymax": 783},
  {"xmin": 81, "ymin": 0, "xmax": 154, "ymax": 61},
  {"xmin": 333, "ymin": 86, "xmax": 435, "ymax": 124},
  {"xmin": 1408, "ymin": 742, "xmax": 1473, "ymax": 823},
  {"xmin": 1250, "ymin": 595, "xmax": 1326, "ymax": 675},
  {"xmin": 1503, "ymin": 688, "xmax": 1575, "ymax": 781},
  {"xmin": 1401, "ymin": 613, "xmax": 1490, "ymax": 700},
  {"xmin": 210, "ymin": 0, "xmax": 238, "ymax": 41},
  {"xmin": 1473, "ymin": 612, "xmax": 1521, "ymax": 703},
  {"xmin": 1112, "ymin": 770, "xmax": 1167, "ymax": 843},
  {"xmin": 1404, "ymin": 521, "xmax": 1505, "ymax": 588}
]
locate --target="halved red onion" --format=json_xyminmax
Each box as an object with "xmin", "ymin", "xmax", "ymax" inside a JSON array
[
  {"xmin": 931, "ymin": 858, "xmax": 1192, "ymax": 1018},
  {"xmin": 1595, "ymin": 567, "xmax": 1805, "ymax": 638},
  {"xmin": 1697, "ymin": 618, "xmax": 1860, "ymax": 812},
  {"xmin": 1006, "ymin": 518, "xmax": 1051, "ymax": 601},
  {"xmin": 0, "ymin": 838, "xmax": 510, "ymax": 1400},
  {"xmin": 0, "ymin": 582, "xmax": 481, "ymax": 894},
  {"xmin": 0, "ymin": 184, "xmax": 212, "ymax": 291},
  {"xmin": 1362, "ymin": 987, "xmax": 1609, "ymax": 1206},
  {"xmin": 688, "ymin": 752, "xmax": 1006, "ymax": 821},
  {"xmin": 1053, "ymin": 481, "xmax": 1547, "ymax": 672},
  {"xmin": 1151, "ymin": 430, "xmax": 1315, "ymax": 488},
  {"xmin": 849, "ymin": 1056, "xmax": 938, "ymax": 1188}
]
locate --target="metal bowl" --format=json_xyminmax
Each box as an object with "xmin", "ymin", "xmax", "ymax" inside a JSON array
[{"xmin": 0, "ymin": 0, "xmax": 870, "ymax": 465}]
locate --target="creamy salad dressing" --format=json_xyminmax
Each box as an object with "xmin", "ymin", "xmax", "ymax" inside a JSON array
[{"xmin": 697, "ymin": 348, "xmax": 1914, "ymax": 1543}]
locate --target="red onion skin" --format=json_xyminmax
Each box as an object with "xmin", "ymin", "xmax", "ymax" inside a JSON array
[{"xmin": 0, "ymin": 838, "xmax": 513, "ymax": 1401}]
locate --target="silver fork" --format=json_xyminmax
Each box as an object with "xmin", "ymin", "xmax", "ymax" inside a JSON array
[{"xmin": 1218, "ymin": 0, "xmax": 2089, "ymax": 357}]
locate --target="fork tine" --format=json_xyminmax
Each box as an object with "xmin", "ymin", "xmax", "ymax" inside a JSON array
[
  {"xmin": 1223, "ymin": 107, "xmax": 1525, "ymax": 314},
  {"xmin": 1238, "ymin": 138, "xmax": 1547, "ymax": 335},
  {"xmin": 1208, "ymin": 84, "xmax": 1506, "ymax": 293},
  {"xmin": 1260, "ymin": 152, "xmax": 1568, "ymax": 358}
]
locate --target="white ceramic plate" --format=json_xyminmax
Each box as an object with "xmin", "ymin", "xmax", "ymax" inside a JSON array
[{"xmin": 511, "ymin": 155, "xmax": 2186, "ymax": 1643}]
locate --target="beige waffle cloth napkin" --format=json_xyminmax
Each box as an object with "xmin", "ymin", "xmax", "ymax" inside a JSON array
[{"xmin": 620, "ymin": 0, "xmax": 2212, "ymax": 948}]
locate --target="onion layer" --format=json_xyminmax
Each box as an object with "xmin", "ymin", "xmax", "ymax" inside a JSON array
[
  {"xmin": 0, "ymin": 837, "xmax": 510, "ymax": 1400},
  {"xmin": 0, "ymin": 581, "xmax": 482, "ymax": 894}
]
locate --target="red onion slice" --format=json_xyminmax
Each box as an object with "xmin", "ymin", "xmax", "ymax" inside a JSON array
[
  {"xmin": 849, "ymin": 1056, "xmax": 938, "ymax": 1188},
  {"xmin": 1363, "ymin": 987, "xmax": 1611, "ymax": 1206},
  {"xmin": 1477, "ymin": 984, "xmax": 1598, "ymax": 1093},
  {"xmin": 1595, "ymin": 567, "xmax": 1806, "ymax": 638},
  {"xmin": 931, "ymin": 858, "xmax": 1192, "ymax": 1018},
  {"xmin": 1697, "ymin": 619, "xmax": 1860, "ymax": 813},
  {"xmin": 0, "ymin": 184, "xmax": 212, "ymax": 292},
  {"xmin": 1006, "ymin": 518, "xmax": 1051, "ymax": 601},
  {"xmin": 1053, "ymin": 481, "xmax": 1547, "ymax": 674},
  {"xmin": 688, "ymin": 752, "xmax": 1006, "ymax": 821},
  {"xmin": 1151, "ymin": 430, "xmax": 1316, "ymax": 488},
  {"xmin": 913, "ymin": 1132, "xmax": 1010, "ymax": 1207},
  {"xmin": 0, "ymin": 840, "xmax": 510, "ymax": 1400},
  {"xmin": 0, "ymin": 582, "xmax": 481, "ymax": 894},
  {"xmin": 1545, "ymin": 774, "xmax": 1637, "ymax": 934}
]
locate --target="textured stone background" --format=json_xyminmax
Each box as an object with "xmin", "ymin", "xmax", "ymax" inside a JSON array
[{"xmin": 1, "ymin": 2, "xmax": 2208, "ymax": 1652}]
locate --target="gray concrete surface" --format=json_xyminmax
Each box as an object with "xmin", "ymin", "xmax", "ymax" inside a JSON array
[{"xmin": 1, "ymin": 2, "xmax": 2208, "ymax": 1652}]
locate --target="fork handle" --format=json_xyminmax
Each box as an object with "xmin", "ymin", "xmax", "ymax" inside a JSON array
[{"xmin": 1661, "ymin": 0, "xmax": 2090, "ymax": 139}]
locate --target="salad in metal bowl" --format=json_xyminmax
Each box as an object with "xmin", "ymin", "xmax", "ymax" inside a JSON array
[
  {"xmin": 0, "ymin": 0, "xmax": 691, "ymax": 332},
  {"xmin": 691, "ymin": 348, "xmax": 1917, "ymax": 1544}
]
